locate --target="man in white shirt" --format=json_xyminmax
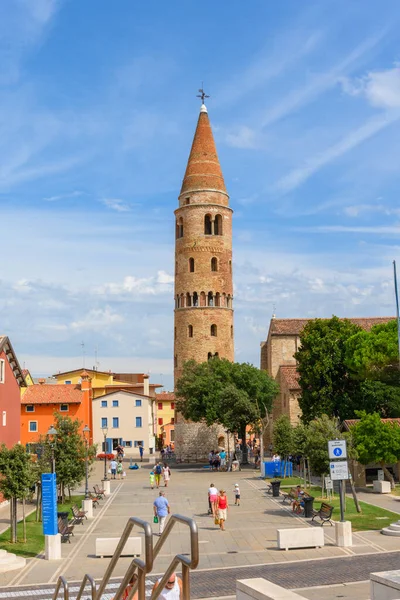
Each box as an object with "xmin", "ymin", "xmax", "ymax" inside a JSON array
[{"xmin": 110, "ymin": 459, "xmax": 117, "ymax": 479}]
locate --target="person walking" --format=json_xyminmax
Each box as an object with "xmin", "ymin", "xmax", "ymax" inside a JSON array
[
  {"xmin": 219, "ymin": 449, "xmax": 227, "ymax": 470},
  {"xmin": 153, "ymin": 491, "xmax": 170, "ymax": 535},
  {"xmin": 151, "ymin": 572, "xmax": 182, "ymax": 599},
  {"xmin": 139, "ymin": 444, "xmax": 144, "ymax": 462},
  {"xmin": 149, "ymin": 470, "xmax": 155, "ymax": 489},
  {"xmin": 162, "ymin": 462, "xmax": 171, "ymax": 487},
  {"xmin": 119, "ymin": 573, "xmax": 138, "ymax": 600},
  {"xmin": 116, "ymin": 461, "xmax": 123, "ymax": 480},
  {"xmin": 110, "ymin": 458, "xmax": 117, "ymax": 480},
  {"xmin": 208, "ymin": 482, "xmax": 218, "ymax": 518},
  {"xmin": 154, "ymin": 462, "xmax": 162, "ymax": 488},
  {"xmin": 233, "ymin": 483, "xmax": 241, "ymax": 506},
  {"xmin": 217, "ymin": 489, "xmax": 229, "ymax": 530}
]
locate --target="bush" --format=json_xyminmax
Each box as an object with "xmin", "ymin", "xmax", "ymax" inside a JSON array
[{"xmin": 97, "ymin": 453, "xmax": 115, "ymax": 460}]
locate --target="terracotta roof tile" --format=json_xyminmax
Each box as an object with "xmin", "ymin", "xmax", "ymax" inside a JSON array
[
  {"xmin": 156, "ymin": 392, "xmax": 175, "ymax": 401},
  {"xmin": 21, "ymin": 384, "xmax": 83, "ymax": 405},
  {"xmin": 279, "ymin": 366, "xmax": 300, "ymax": 390},
  {"xmin": 269, "ymin": 317, "xmax": 394, "ymax": 336},
  {"xmin": 343, "ymin": 418, "xmax": 400, "ymax": 429},
  {"xmin": 180, "ymin": 108, "xmax": 227, "ymax": 195}
]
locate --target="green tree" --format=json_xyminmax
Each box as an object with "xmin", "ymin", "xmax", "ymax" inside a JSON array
[
  {"xmin": 0, "ymin": 444, "xmax": 37, "ymax": 543},
  {"xmin": 273, "ymin": 416, "xmax": 294, "ymax": 476},
  {"xmin": 176, "ymin": 358, "xmax": 279, "ymax": 461},
  {"xmin": 39, "ymin": 414, "xmax": 96, "ymax": 503},
  {"xmin": 345, "ymin": 320, "xmax": 398, "ymax": 382},
  {"xmin": 351, "ymin": 411, "xmax": 400, "ymax": 489},
  {"xmin": 303, "ymin": 415, "xmax": 342, "ymax": 477},
  {"xmin": 295, "ymin": 317, "xmax": 362, "ymax": 422}
]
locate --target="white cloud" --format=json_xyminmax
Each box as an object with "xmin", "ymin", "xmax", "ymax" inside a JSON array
[
  {"xmin": 43, "ymin": 191, "xmax": 83, "ymax": 202},
  {"xmin": 102, "ymin": 198, "xmax": 132, "ymax": 212},
  {"xmin": 343, "ymin": 204, "xmax": 400, "ymax": 217},
  {"xmin": 274, "ymin": 110, "xmax": 400, "ymax": 193},
  {"xmin": 156, "ymin": 271, "xmax": 174, "ymax": 284},
  {"xmin": 71, "ymin": 306, "xmax": 123, "ymax": 332},
  {"xmin": 225, "ymin": 126, "xmax": 258, "ymax": 149},
  {"xmin": 261, "ymin": 30, "xmax": 386, "ymax": 128},
  {"xmin": 342, "ymin": 66, "xmax": 400, "ymax": 109}
]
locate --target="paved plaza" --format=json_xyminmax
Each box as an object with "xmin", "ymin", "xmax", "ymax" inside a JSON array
[{"xmin": 0, "ymin": 461, "xmax": 399, "ymax": 598}]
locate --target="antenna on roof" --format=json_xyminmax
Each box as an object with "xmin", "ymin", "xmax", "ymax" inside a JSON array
[
  {"xmin": 94, "ymin": 346, "xmax": 100, "ymax": 371},
  {"xmin": 80, "ymin": 341, "xmax": 86, "ymax": 368},
  {"xmin": 272, "ymin": 303, "xmax": 276, "ymax": 319}
]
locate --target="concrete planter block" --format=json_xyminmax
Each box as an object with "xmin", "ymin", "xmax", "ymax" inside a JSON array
[
  {"xmin": 82, "ymin": 498, "xmax": 93, "ymax": 519},
  {"xmin": 277, "ymin": 527, "xmax": 324, "ymax": 551},
  {"xmin": 373, "ymin": 480, "xmax": 391, "ymax": 494},
  {"xmin": 95, "ymin": 537, "xmax": 141, "ymax": 558},
  {"xmin": 45, "ymin": 534, "xmax": 62, "ymax": 560},
  {"xmin": 371, "ymin": 570, "xmax": 400, "ymax": 599},
  {"xmin": 335, "ymin": 520, "xmax": 352, "ymax": 547},
  {"xmin": 237, "ymin": 578, "xmax": 306, "ymax": 600},
  {"xmin": 102, "ymin": 480, "xmax": 111, "ymax": 496}
]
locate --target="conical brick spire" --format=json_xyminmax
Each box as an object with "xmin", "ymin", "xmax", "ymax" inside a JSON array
[{"xmin": 180, "ymin": 104, "xmax": 227, "ymax": 195}]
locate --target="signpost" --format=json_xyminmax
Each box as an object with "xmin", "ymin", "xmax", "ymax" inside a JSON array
[
  {"xmin": 328, "ymin": 438, "xmax": 352, "ymax": 548},
  {"xmin": 329, "ymin": 460, "xmax": 349, "ymax": 481},
  {"xmin": 328, "ymin": 439, "xmax": 347, "ymax": 460},
  {"xmin": 41, "ymin": 473, "xmax": 61, "ymax": 559}
]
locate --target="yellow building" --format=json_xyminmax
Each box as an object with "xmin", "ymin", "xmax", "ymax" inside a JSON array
[
  {"xmin": 21, "ymin": 369, "xmax": 34, "ymax": 396},
  {"xmin": 52, "ymin": 369, "xmax": 162, "ymax": 399},
  {"xmin": 154, "ymin": 392, "xmax": 175, "ymax": 441}
]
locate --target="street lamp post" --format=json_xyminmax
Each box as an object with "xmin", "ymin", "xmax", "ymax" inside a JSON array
[
  {"xmin": 47, "ymin": 425, "xmax": 58, "ymax": 473},
  {"xmin": 102, "ymin": 425, "xmax": 109, "ymax": 481},
  {"xmin": 83, "ymin": 425, "xmax": 90, "ymax": 500}
]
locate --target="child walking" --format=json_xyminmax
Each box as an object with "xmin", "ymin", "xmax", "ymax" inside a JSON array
[
  {"xmin": 149, "ymin": 471, "xmax": 155, "ymax": 489},
  {"xmin": 234, "ymin": 483, "xmax": 241, "ymax": 505}
]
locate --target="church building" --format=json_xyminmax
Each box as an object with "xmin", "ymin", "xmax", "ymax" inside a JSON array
[{"xmin": 173, "ymin": 95, "xmax": 234, "ymax": 457}]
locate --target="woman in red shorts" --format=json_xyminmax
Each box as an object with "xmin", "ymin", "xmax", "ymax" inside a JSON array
[{"xmin": 217, "ymin": 489, "xmax": 229, "ymax": 531}]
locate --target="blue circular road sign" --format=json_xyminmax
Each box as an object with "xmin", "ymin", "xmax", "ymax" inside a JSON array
[{"xmin": 333, "ymin": 448, "xmax": 342, "ymax": 456}]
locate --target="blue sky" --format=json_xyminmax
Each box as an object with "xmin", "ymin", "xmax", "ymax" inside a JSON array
[{"xmin": 1, "ymin": 0, "xmax": 400, "ymax": 390}]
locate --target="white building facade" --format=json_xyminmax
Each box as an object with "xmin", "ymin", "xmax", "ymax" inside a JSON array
[{"xmin": 92, "ymin": 390, "xmax": 155, "ymax": 457}]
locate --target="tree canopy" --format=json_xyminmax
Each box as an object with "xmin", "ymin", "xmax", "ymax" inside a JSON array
[
  {"xmin": 303, "ymin": 415, "xmax": 342, "ymax": 476},
  {"xmin": 296, "ymin": 317, "xmax": 400, "ymax": 422},
  {"xmin": 176, "ymin": 358, "xmax": 279, "ymax": 445},
  {"xmin": 295, "ymin": 317, "xmax": 362, "ymax": 422},
  {"xmin": 351, "ymin": 411, "xmax": 400, "ymax": 488}
]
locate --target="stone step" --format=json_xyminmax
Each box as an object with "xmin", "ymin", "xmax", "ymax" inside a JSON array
[
  {"xmin": 388, "ymin": 523, "xmax": 400, "ymax": 531},
  {"xmin": 381, "ymin": 526, "xmax": 400, "ymax": 536},
  {"xmin": 0, "ymin": 551, "xmax": 26, "ymax": 572}
]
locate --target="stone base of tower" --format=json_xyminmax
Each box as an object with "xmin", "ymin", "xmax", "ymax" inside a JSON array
[{"xmin": 175, "ymin": 421, "xmax": 231, "ymax": 462}]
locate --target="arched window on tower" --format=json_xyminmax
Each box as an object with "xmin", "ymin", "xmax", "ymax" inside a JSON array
[
  {"xmin": 176, "ymin": 217, "xmax": 184, "ymax": 238},
  {"xmin": 188, "ymin": 325, "xmax": 193, "ymax": 338},
  {"xmin": 207, "ymin": 352, "xmax": 213, "ymax": 361},
  {"xmin": 176, "ymin": 295, "xmax": 180, "ymax": 309},
  {"xmin": 204, "ymin": 214, "xmax": 212, "ymax": 235},
  {"xmin": 208, "ymin": 291, "xmax": 214, "ymax": 306},
  {"xmin": 215, "ymin": 292, "xmax": 220, "ymax": 307},
  {"xmin": 200, "ymin": 291, "xmax": 206, "ymax": 307},
  {"xmin": 189, "ymin": 257, "xmax": 195, "ymax": 272},
  {"xmin": 231, "ymin": 325, "xmax": 233, "ymax": 338},
  {"xmin": 214, "ymin": 214, "xmax": 222, "ymax": 235},
  {"xmin": 229, "ymin": 260, "xmax": 232, "ymax": 273},
  {"xmin": 211, "ymin": 257, "xmax": 218, "ymax": 272},
  {"xmin": 215, "ymin": 352, "xmax": 219, "ymax": 358},
  {"xmin": 211, "ymin": 324, "xmax": 217, "ymax": 337},
  {"xmin": 193, "ymin": 292, "xmax": 199, "ymax": 307},
  {"xmin": 186, "ymin": 292, "xmax": 192, "ymax": 307}
]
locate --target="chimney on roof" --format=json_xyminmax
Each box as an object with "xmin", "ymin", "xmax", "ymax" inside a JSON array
[
  {"xmin": 143, "ymin": 374, "xmax": 149, "ymax": 396},
  {"xmin": 38, "ymin": 378, "xmax": 46, "ymax": 385}
]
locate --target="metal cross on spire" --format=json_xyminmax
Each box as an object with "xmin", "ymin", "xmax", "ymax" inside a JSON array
[{"xmin": 197, "ymin": 83, "xmax": 210, "ymax": 104}]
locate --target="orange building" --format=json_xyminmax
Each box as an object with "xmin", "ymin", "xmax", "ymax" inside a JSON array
[{"xmin": 21, "ymin": 371, "xmax": 93, "ymax": 447}]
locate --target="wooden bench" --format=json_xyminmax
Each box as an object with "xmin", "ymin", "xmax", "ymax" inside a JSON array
[
  {"xmin": 71, "ymin": 505, "xmax": 87, "ymax": 525},
  {"xmin": 88, "ymin": 493, "xmax": 100, "ymax": 508},
  {"xmin": 311, "ymin": 502, "xmax": 334, "ymax": 526},
  {"xmin": 93, "ymin": 484, "xmax": 105, "ymax": 499},
  {"xmin": 281, "ymin": 487, "xmax": 297, "ymax": 504},
  {"xmin": 58, "ymin": 518, "xmax": 74, "ymax": 543}
]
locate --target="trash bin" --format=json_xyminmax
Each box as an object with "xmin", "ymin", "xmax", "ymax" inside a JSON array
[
  {"xmin": 57, "ymin": 511, "xmax": 69, "ymax": 525},
  {"xmin": 271, "ymin": 480, "xmax": 281, "ymax": 497},
  {"xmin": 303, "ymin": 496, "xmax": 314, "ymax": 518}
]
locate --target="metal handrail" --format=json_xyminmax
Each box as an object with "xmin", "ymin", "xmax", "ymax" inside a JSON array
[
  {"xmin": 96, "ymin": 516, "xmax": 153, "ymax": 600},
  {"xmin": 76, "ymin": 574, "xmax": 96, "ymax": 600},
  {"xmin": 52, "ymin": 576, "xmax": 69, "ymax": 600},
  {"xmin": 129, "ymin": 514, "xmax": 199, "ymax": 600}
]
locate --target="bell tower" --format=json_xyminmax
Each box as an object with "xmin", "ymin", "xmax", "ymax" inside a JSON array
[{"xmin": 174, "ymin": 97, "xmax": 234, "ymax": 384}]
